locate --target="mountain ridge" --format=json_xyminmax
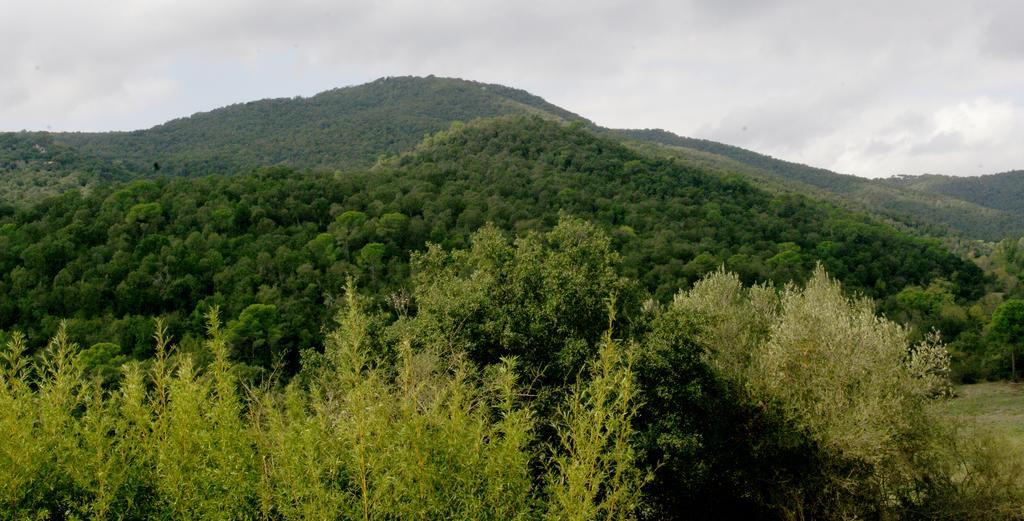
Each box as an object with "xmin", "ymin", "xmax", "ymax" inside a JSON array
[
  {"xmin": 51, "ymin": 76, "xmax": 589, "ymax": 176},
  {"xmin": 2, "ymin": 75, "xmax": 1021, "ymax": 241},
  {"xmin": 880, "ymin": 170, "xmax": 1024, "ymax": 216},
  {"xmin": 610, "ymin": 127, "xmax": 1024, "ymax": 241}
]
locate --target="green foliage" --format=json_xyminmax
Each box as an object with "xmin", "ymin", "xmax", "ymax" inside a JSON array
[
  {"xmin": 79, "ymin": 341, "xmax": 128, "ymax": 385},
  {"xmin": 356, "ymin": 242, "xmax": 387, "ymax": 282},
  {"xmin": 48, "ymin": 76, "xmax": 586, "ymax": 179},
  {"xmin": 546, "ymin": 323, "xmax": 648, "ymax": 521},
  {"xmin": 0, "ymin": 281, "xmax": 649, "ymax": 519},
  {"xmin": 619, "ymin": 128, "xmax": 1024, "ymax": 241},
  {"xmin": 0, "ymin": 169, "xmax": 360, "ymax": 363},
  {"xmin": 409, "ymin": 217, "xmax": 632, "ymax": 383},
  {"xmin": 125, "ymin": 201, "xmax": 163, "ymax": 224},
  {"xmin": 669, "ymin": 268, "xmax": 1024, "ymax": 518},
  {"xmin": 384, "ymin": 116, "xmax": 983, "ymax": 301},
  {"xmin": 0, "ymin": 117, "xmax": 984, "ymax": 373},
  {"xmin": 227, "ymin": 303, "xmax": 283, "ymax": 368},
  {"xmin": 7, "ymin": 76, "xmax": 1022, "ymax": 246},
  {"xmin": 885, "ymin": 170, "xmax": 1024, "ymax": 221},
  {"xmin": 990, "ymin": 299, "xmax": 1024, "ymax": 346},
  {"xmin": 989, "ymin": 299, "xmax": 1024, "ymax": 380},
  {"xmin": 0, "ymin": 221, "xmax": 1021, "ymax": 519},
  {"xmin": 994, "ymin": 236, "xmax": 1024, "ymax": 281},
  {"xmin": 2, "ymin": 75, "xmax": 1021, "ymax": 519},
  {"xmin": 0, "ymin": 132, "xmax": 130, "ymax": 206},
  {"xmin": 907, "ymin": 331, "xmax": 955, "ymax": 398}
]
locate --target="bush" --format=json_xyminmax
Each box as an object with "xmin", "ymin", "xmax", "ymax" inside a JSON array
[{"xmin": 0, "ymin": 285, "xmax": 644, "ymax": 519}]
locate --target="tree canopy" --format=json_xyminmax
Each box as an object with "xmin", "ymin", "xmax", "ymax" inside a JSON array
[{"xmin": 0, "ymin": 117, "xmax": 987, "ymax": 373}]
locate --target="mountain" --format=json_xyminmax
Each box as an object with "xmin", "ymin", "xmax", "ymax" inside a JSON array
[
  {"xmin": 0, "ymin": 76, "xmax": 589, "ymax": 205},
  {"xmin": 4, "ymin": 85, "xmax": 1020, "ymax": 521}
]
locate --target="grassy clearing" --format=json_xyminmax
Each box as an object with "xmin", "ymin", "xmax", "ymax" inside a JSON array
[{"xmin": 940, "ymin": 381, "xmax": 1024, "ymax": 451}]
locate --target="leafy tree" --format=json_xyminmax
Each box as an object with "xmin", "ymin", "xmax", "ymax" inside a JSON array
[
  {"xmin": 989, "ymin": 299, "xmax": 1024, "ymax": 380},
  {"xmin": 125, "ymin": 202, "xmax": 162, "ymax": 225},
  {"xmin": 78, "ymin": 342, "xmax": 128, "ymax": 385},
  {"xmin": 409, "ymin": 217, "xmax": 633, "ymax": 383},
  {"xmin": 669, "ymin": 268, "xmax": 999, "ymax": 517},
  {"xmin": 228, "ymin": 303, "xmax": 284, "ymax": 369},
  {"xmin": 356, "ymin": 242, "xmax": 387, "ymax": 283}
]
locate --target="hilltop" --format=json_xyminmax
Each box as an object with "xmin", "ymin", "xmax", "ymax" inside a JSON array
[
  {"xmin": 53, "ymin": 76, "xmax": 588, "ymax": 176},
  {"xmin": 2, "ymin": 75, "xmax": 1019, "ymax": 243}
]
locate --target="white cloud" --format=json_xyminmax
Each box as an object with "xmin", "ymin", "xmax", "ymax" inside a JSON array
[
  {"xmin": 933, "ymin": 99, "xmax": 1018, "ymax": 145},
  {"xmin": 1, "ymin": 0, "xmax": 1022, "ymax": 177},
  {"xmin": 825, "ymin": 98, "xmax": 1024, "ymax": 177}
]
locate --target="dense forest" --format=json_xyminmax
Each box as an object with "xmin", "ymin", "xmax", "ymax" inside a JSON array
[
  {"xmin": 1, "ymin": 76, "xmax": 1023, "ymax": 518},
  {"xmin": 0, "ymin": 133, "xmax": 129, "ymax": 204},
  {"xmin": 615, "ymin": 129, "xmax": 1024, "ymax": 240},
  {"xmin": 883, "ymin": 170, "xmax": 1024, "ymax": 217},
  {"xmin": 2, "ymin": 222, "xmax": 1021, "ymax": 518},
  {"xmin": 5, "ymin": 76, "xmax": 1023, "ymax": 243},
  {"xmin": 0, "ymin": 117, "xmax": 987, "ymax": 374},
  {"xmin": 53, "ymin": 76, "xmax": 586, "ymax": 178}
]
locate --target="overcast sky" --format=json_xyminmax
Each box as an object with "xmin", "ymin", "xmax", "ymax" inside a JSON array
[{"xmin": 3, "ymin": 0, "xmax": 1022, "ymax": 178}]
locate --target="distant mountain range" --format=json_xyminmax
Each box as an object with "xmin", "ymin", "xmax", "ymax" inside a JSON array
[{"xmin": 1, "ymin": 75, "xmax": 1021, "ymax": 241}]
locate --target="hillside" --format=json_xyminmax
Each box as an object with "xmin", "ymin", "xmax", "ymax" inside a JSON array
[
  {"xmin": 0, "ymin": 116, "xmax": 984, "ymax": 362},
  {"xmin": 52, "ymin": 76, "xmax": 587, "ymax": 177},
  {"xmin": 883, "ymin": 170, "xmax": 1024, "ymax": 216},
  {"xmin": 2, "ymin": 75, "xmax": 1021, "ymax": 244},
  {"xmin": 3, "ymin": 82, "xmax": 1021, "ymax": 520},
  {"xmin": 614, "ymin": 129, "xmax": 1024, "ymax": 241},
  {"xmin": 0, "ymin": 132, "xmax": 130, "ymax": 206}
]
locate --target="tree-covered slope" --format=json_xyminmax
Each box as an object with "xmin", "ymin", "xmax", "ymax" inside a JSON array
[
  {"xmin": 51, "ymin": 76, "xmax": 587, "ymax": 177},
  {"xmin": 390, "ymin": 118, "xmax": 983, "ymax": 300},
  {"xmin": 0, "ymin": 116, "xmax": 985, "ymax": 364},
  {"xmin": 882, "ymin": 170, "xmax": 1024, "ymax": 216},
  {"xmin": 3, "ymin": 76, "xmax": 1019, "ymax": 243},
  {"xmin": 5, "ymin": 236, "xmax": 1018, "ymax": 520},
  {"xmin": 614, "ymin": 128, "xmax": 1024, "ymax": 241},
  {"xmin": 0, "ymin": 132, "xmax": 130, "ymax": 206}
]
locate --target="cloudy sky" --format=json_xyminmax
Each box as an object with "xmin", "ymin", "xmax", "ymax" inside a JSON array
[{"xmin": 3, "ymin": 0, "xmax": 1022, "ymax": 178}]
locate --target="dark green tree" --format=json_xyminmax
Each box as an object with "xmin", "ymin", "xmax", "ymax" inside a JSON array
[
  {"xmin": 989, "ymin": 299, "xmax": 1024, "ymax": 380},
  {"xmin": 228, "ymin": 303, "xmax": 284, "ymax": 368}
]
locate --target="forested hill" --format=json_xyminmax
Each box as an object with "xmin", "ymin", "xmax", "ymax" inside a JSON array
[
  {"xmin": 614, "ymin": 128, "xmax": 866, "ymax": 194},
  {"xmin": 614, "ymin": 128, "xmax": 1024, "ymax": 241},
  {"xmin": 51, "ymin": 76, "xmax": 588, "ymax": 177},
  {"xmin": 882, "ymin": 170, "xmax": 1024, "ymax": 216},
  {"xmin": 0, "ymin": 116, "xmax": 985, "ymax": 365},
  {"xmin": 0, "ymin": 132, "xmax": 130, "ymax": 206},
  {"xmin": 3, "ymin": 75, "xmax": 1022, "ymax": 243}
]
